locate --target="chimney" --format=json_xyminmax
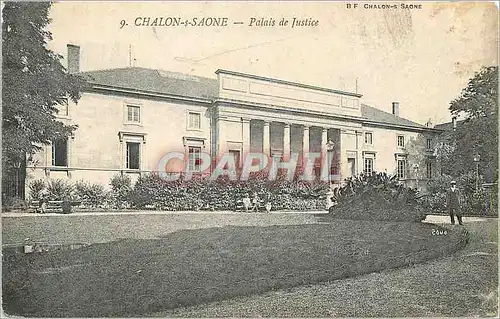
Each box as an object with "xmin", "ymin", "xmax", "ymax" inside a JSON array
[
  {"xmin": 392, "ymin": 102, "xmax": 399, "ymax": 117},
  {"xmin": 67, "ymin": 44, "xmax": 80, "ymax": 73},
  {"xmin": 452, "ymin": 116, "xmax": 457, "ymax": 130}
]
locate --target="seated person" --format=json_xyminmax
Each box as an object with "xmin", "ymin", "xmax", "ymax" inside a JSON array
[{"xmin": 242, "ymin": 194, "xmax": 251, "ymax": 212}]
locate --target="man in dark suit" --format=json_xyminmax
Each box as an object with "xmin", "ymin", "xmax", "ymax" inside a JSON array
[{"xmin": 446, "ymin": 180, "xmax": 463, "ymax": 225}]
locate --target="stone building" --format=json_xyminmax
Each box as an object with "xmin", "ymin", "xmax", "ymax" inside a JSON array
[{"xmin": 27, "ymin": 45, "xmax": 442, "ymax": 190}]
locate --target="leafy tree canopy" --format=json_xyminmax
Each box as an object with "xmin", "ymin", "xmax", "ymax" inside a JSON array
[
  {"xmin": 2, "ymin": 2, "xmax": 88, "ymax": 164},
  {"xmin": 440, "ymin": 66, "xmax": 498, "ymax": 182},
  {"xmin": 450, "ymin": 66, "xmax": 498, "ymax": 119}
]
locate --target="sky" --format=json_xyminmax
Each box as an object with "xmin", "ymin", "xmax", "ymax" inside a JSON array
[{"xmin": 47, "ymin": 1, "xmax": 498, "ymax": 125}]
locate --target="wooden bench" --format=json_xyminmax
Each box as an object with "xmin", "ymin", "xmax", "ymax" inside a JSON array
[
  {"xmin": 28, "ymin": 200, "xmax": 78, "ymax": 214},
  {"xmin": 233, "ymin": 200, "xmax": 267, "ymax": 212}
]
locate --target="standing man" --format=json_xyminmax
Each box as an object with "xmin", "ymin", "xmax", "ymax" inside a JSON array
[{"xmin": 446, "ymin": 180, "xmax": 463, "ymax": 225}]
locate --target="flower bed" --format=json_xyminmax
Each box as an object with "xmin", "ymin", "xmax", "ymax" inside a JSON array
[
  {"xmin": 129, "ymin": 173, "xmax": 330, "ymax": 211},
  {"xmin": 24, "ymin": 172, "xmax": 331, "ymax": 212}
]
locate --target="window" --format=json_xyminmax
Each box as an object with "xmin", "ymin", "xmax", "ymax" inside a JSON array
[
  {"xmin": 397, "ymin": 135, "xmax": 405, "ymax": 147},
  {"xmin": 397, "ymin": 159, "xmax": 406, "ymax": 179},
  {"xmin": 52, "ymin": 138, "xmax": 68, "ymax": 167},
  {"xmin": 364, "ymin": 158, "xmax": 373, "ymax": 175},
  {"xmin": 364, "ymin": 132, "xmax": 373, "ymax": 145},
  {"xmin": 426, "ymin": 162, "xmax": 433, "ymax": 179},
  {"xmin": 126, "ymin": 142, "xmax": 140, "ymax": 169},
  {"xmin": 426, "ymin": 138, "xmax": 432, "ymax": 150},
  {"xmin": 127, "ymin": 105, "xmax": 140, "ymax": 123},
  {"xmin": 188, "ymin": 146, "xmax": 202, "ymax": 172},
  {"xmin": 188, "ymin": 112, "xmax": 201, "ymax": 129},
  {"xmin": 57, "ymin": 98, "xmax": 69, "ymax": 116},
  {"xmin": 120, "ymin": 132, "xmax": 146, "ymax": 170}
]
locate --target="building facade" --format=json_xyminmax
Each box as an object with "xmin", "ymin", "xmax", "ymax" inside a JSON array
[{"xmin": 26, "ymin": 46, "xmax": 442, "ymax": 190}]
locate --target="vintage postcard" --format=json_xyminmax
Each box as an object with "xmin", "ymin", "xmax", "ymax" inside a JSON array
[{"xmin": 1, "ymin": 1, "xmax": 498, "ymax": 318}]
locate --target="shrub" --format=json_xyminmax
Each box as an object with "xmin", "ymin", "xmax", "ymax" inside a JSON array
[
  {"xmin": 327, "ymin": 172, "xmax": 426, "ymax": 222},
  {"xmin": 425, "ymin": 174, "xmax": 454, "ymax": 212},
  {"xmin": 110, "ymin": 174, "xmax": 132, "ymax": 191},
  {"xmin": 28, "ymin": 179, "xmax": 46, "ymax": 201},
  {"xmin": 109, "ymin": 174, "xmax": 132, "ymax": 208},
  {"xmin": 485, "ymin": 183, "xmax": 499, "ymax": 215},
  {"xmin": 74, "ymin": 180, "xmax": 109, "ymax": 208},
  {"xmin": 2, "ymin": 196, "xmax": 27, "ymax": 212},
  {"xmin": 46, "ymin": 179, "xmax": 75, "ymax": 201}
]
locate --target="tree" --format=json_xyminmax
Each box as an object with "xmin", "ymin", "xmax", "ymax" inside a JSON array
[
  {"xmin": 2, "ymin": 2, "xmax": 88, "ymax": 199},
  {"xmin": 405, "ymin": 133, "xmax": 433, "ymax": 182},
  {"xmin": 442, "ymin": 66, "xmax": 498, "ymax": 182}
]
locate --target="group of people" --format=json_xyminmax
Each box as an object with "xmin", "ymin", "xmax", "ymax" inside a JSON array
[{"xmin": 242, "ymin": 193, "xmax": 272, "ymax": 213}]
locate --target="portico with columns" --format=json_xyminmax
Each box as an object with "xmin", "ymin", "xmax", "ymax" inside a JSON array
[{"xmin": 212, "ymin": 69, "xmax": 364, "ymax": 182}]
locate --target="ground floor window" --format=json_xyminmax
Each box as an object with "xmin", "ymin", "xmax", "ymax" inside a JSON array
[
  {"xmin": 52, "ymin": 138, "xmax": 68, "ymax": 167},
  {"xmin": 126, "ymin": 142, "xmax": 140, "ymax": 170},
  {"xmin": 364, "ymin": 158, "xmax": 373, "ymax": 175},
  {"xmin": 397, "ymin": 159, "xmax": 406, "ymax": 179},
  {"xmin": 188, "ymin": 146, "xmax": 202, "ymax": 172}
]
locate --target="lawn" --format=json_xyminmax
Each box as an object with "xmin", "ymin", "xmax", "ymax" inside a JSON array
[
  {"xmin": 2, "ymin": 220, "xmax": 468, "ymax": 317},
  {"xmin": 1, "ymin": 212, "xmax": 318, "ymax": 245},
  {"xmin": 154, "ymin": 220, "xmax": 498, "ymax": 318}
]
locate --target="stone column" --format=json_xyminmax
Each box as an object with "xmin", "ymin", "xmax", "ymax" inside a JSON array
[
  {"xmin": 283, "ymin": 123, "xmax": 291, "ymax": 161},
  {"xmin": 263, "ymin": 121, "xmax": 270, "ymax": 156},
  {"xmin": 321, "ymin": 128, "xmax": 333, "ymax": 205},
  {"xmin": 356, "ymin": 130, "xmax": 363, "ymax": 176},
  {"xmin": 302, "ymin": 125, "xmax": 310, "ymax": 155},
  {"xmin": 242, "ymin": 118, "xmax": 251, "ymax": 165},
  {"xmin": 301, "ymin": 125, "xmax": 310, "ymax": 166},
  {"xmin": 214, "ymin": 116, "xmax": 225, "ymax": 170},
  {"xmin": 321, "ymin": 127, "xmax": 328, "ymax": 157}
]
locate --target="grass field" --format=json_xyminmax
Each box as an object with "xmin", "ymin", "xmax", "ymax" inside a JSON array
[
  {"xmin": 1, "ymin": 212, "xmax": 318, "ymax": 245},
  {"xmin": 2, "ymin": 219, "xmax": 467, "ymax": 317},
  {"xmin": 154, "ymin": 220, "xmax": 498, "ymax": 318}
]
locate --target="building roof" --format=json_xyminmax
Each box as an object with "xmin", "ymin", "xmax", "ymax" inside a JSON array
[
  {"xmin": 360, "ymin": 104, "xmax": 428, "ymax": 130},
  {"xmin": 80, "ymin": 67, "xmax": 218, "ymax": 99},
  {"xmin": 433, "ymin": 122, "xmax": 451, "ymax": 130},
  {"xmin": 434, "ymin": 119, "xmax": 464, "ymax": 131},
  {"xmin": 80, "ymin": 67, "xmax": 431, "ymax": 130}
]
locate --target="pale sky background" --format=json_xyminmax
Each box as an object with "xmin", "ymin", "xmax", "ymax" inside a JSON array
[{"xmin": 47, "ymin": 1, "xmax": 498, "ymax": 125}]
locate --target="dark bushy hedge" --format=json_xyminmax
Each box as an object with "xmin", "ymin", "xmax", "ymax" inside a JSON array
[
  {"xmin": 327, "ymin": 172, "xmax": 426, "ymax": 222},
  {"xmin": 129, "ymin": 171, "xmax": 329, "ymax": 211}
]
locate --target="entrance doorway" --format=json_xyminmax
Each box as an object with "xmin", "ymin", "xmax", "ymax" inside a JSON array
[
  {"xmin": 229, "ymin": 150, "xmax": 241, "ymax": 168},
  {"xmin": 347, "ymin": 158, "xmax": 356, "ymax": 177}
]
